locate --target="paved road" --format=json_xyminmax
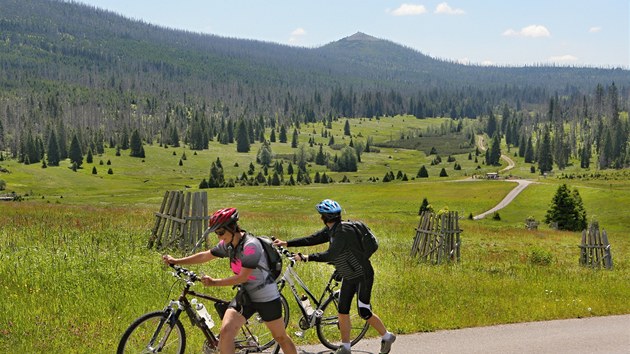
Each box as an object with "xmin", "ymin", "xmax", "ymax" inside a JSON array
[
  {"xmin": 472, "ymin": 179, "xmax": 534, "ymax": 220},
  {"xmin": 295, "ymin": 314, "xmax": 630, "ymax": 354}
]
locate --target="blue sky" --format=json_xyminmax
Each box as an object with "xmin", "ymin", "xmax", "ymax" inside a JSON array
[{"xmin": 73, "ymin": 0, "xmax": 628, "ymax": 68}]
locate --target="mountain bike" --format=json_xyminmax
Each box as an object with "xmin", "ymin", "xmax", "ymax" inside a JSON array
[
  {"xmin": 275, "ymin": 245, "xmax": 370, "ymax": 350},
  {"xmin": 117, "ymin": 264, "xmax": 289, "ymax": 354}
]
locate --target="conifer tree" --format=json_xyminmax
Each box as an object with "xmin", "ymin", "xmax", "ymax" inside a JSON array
[
  {"xmin": 120, "ymin": 126, "xmax": 130, "ymax": 150},
  {"xmin": 538, "ymin": 128, "xmax": 553, "ymax": 174},
  {"xmin": 86, "ymin": 148, "xmax": 93, "ymax": 164},
  {"xmin": 130, "ymin": 129, "xmax": 145, "ymax": 157},
  {"xmin": 46, "ymin": 130, "xmax": 61, "ymax": 166},
  {"xmin": 485, "ymin": 133, "xmax": 501, "ymax": 166},
  {"xmin": 417, "ymin": 165, "xmax": 429, "ymax": 178},
  {"xmin": 315, "ymin": 145, "xmax": 326, "ymax": 165},
  {"xmin": 279, "ymin": 125, "xmax": 287, "ymax": 143},
  {"xmin": 545, "ymin": 184, "xmax": 587, "ymax": 231},
  {"xmin": 257, "ymin": 141, "xmax": 272, "ymax": 166},
  {"xmin": 236, "ymin": 120, "xmax": 250, "ymax": 153},
  {"xmin": 344, "ymin": 119, "xmax": 351, "ymax": 136},
  {"xmin": 291, "ymin": 128, "xmax": 299, "ymax": 148},
  {"xmin": 69, "ymin": 134, "xmax": 83, "ymax": 168},
  {"xmin": 524, "ymin": 136, "xmax": 535, "ymax": 163}
]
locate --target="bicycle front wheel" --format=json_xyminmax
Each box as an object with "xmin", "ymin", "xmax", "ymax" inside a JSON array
[
  {"xmin": 315, "ymin": 294, "xmax": 370, "ymax": 350},
  {"xmin": 117, "ymin": 310, "xmax": 186, "ymax": 354}
]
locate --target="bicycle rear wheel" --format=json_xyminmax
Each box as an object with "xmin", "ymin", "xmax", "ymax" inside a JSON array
[
  {"xmin": 234, "ymin": 294, "xmax": 290, "ymax": 351},
  {"xmin": 117, "ymin": 310, "xmax": 186, "ymax": 354},
  {"xmin": 315, "ymin": 294, "xmax": 369, "ymax": 350}
]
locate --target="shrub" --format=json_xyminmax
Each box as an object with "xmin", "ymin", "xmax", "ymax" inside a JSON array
[{"xmin": 529, "ymin": 248, "xmax": 553, "ymax": 266}]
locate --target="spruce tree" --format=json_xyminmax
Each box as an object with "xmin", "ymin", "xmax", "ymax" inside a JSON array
[
  {"xmin": 86, "ymin": 148, "xmax": 93, "ymax": 164},
  {"xmin": 291, "ymin": 129, "xmax": 299, "ymax": 148},
  {"xmin": 69, "ymin": 134, "xmax": 83, "ymax": 168},
  {"xmin": 419, "ymin": 197, "xmax": 431, "ymax": 215},
  {"xmin": 236, "ymin": 120, "xmax": 250, "ymax": 153},
  {"xmin": 524, "ymin": 136, "xmax": 535, "ymax": 163},
  {"xmin": 344, "ymin": 119, "xmax": 351, "ymax": 136},
  {"xmin": 485, "ymin": 133, "xmax": 501, "ymax": 166},
  {"xmin": 130, "ymin": 129, "xmax": 145, "ymax": 157},
  {"xmin": 545, "ymin": 184, "xmax": 587, "ymax": 231},
  {"xmin": 279, "ymin": 125, "xmax": 287, "ymax": 143},
  {"xmin": 538, "ymin": 128, "xmax": 553, "ymax": 174},
  {"xmin": 417, "ymin": 165, "xmax": 429, "ymax": 178},
  {"xmin": 120, "ymin": 126, "xmax": 130, "ymax": 150},
  {"xmin": 315, "ymin": 145, "xmax": 326, "ymax": 165},
  {"xmin": 46, "ymin": 130, "xmax": 60, "ymax": 166}
]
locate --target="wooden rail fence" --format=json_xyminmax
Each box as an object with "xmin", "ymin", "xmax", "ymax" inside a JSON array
[
  {"xmin": 148, "ymin": 191, "xmax": 209, "ymax": 252},
  {"xmin": 579, "ymin": 222, "xmax": 613, "ymax": 269},
  {"xmin": 410, "ymin": 211, "xmax": 461, "ymax": 264}
]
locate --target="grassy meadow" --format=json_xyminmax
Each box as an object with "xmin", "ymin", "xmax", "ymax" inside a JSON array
[{"xmin": 1, "ymin": 116, "xmax": 629, "ymax": 353}]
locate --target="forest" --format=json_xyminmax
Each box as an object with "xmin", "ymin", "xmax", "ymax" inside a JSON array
[{"xmin": 0, "ymin": 0, "xmax": 629, "ymax": 180}]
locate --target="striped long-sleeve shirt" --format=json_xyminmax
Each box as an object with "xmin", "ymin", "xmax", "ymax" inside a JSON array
[{"xmin": 287, "ymin": 221, "xmax": 368, "ymax": 281}]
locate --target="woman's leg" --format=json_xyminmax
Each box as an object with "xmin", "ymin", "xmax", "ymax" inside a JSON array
[
  {"xmin": 219, "ymin": 308, "xmax": 247, "ymax": 354},
  {"xmin": 264, "ymin": 317, "xmax": 297, "ymax": 354}
]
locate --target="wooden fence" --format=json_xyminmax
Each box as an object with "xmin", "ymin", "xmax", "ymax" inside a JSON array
[
  {"xmin": 579, "ymin": 222, "xmax": 613, "ymax": 269},
  {"xmin": 410, "ymin": 211, "xmax": 461, "ymax": 264},
  {"xmin": 148, "ymin": 191, "xmax": 208, "ymax": 252}
]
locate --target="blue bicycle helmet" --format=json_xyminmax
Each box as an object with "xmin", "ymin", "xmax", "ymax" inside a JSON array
[{"xmin": 316, "ymin": 199, "xmax": 342, "ymax": 214}]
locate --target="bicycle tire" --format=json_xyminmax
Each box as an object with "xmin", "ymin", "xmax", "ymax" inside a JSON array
[
  {"xmin": 117, "ymin": 310, "xmax": 186, "ymax": 354},
  {"xmin": 315, "ymin": 294, "xmax": 369, "ymax": 350},
  {"xmin": 234, "ymin": 293, "xmax": 290, "ymax": 351}
]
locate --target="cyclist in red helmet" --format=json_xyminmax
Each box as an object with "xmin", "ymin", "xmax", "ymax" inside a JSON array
[
  {"xmin": 163, "ymin": 207, "xmax": 297, "ymax": 354},
  {"xmin": 274, "ymin": 199, "xmax": 396, "ymax": 354}
]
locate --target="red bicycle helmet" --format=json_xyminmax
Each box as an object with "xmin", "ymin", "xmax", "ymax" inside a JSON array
[{"xmin": 207, "ymin": 207, "xmax": 239, "ymax": 232}]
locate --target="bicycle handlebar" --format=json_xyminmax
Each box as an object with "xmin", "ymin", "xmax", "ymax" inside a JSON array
[
  {"xmin": 168, "ymin": 263, "xmax": 200, "ymax": 283},
  {"xmin": 270, "ymin": 236, "xmax": 302, "ymax": 266}
]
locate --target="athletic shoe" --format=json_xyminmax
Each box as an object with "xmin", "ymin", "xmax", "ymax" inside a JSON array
[{"xmin": 380, "ymin": 334, "xmax": 396, "ymax": 354}]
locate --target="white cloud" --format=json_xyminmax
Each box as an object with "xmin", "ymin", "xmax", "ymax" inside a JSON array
[
  {"xmin": 288, "ymin": 27, "xmax": 306, "ymax": 44},
  {"xmin": 589, "ymin": 26, "xmax": 602, "ymax": 33},
  {"xmin": 502, "ymin": 25, "xmax": 551, "ymax": 38},
  {"xmin": 457, "ymin": 57, "xmax": 470, "ymax": 65},
  {"xmin": 481, "ymin": 60, "xmax": 495, "ymax": 66},
  {"xmin": 389, "ymin": 3, "xmax": 427, "ymax": 16},
  {"xmin": 435, "ymin": 2, "xmax": 465, "ymax": 15},
  {"xmin": 548, "ymin": 55, "xmax": 578, "ymax": 63}
]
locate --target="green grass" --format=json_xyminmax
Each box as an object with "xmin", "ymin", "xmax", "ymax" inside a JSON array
[{"xmin": 1, "ymin": 117, "xmax": 629, "ymax": 352}]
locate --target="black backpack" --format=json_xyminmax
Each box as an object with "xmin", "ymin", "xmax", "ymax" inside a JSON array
[
  {"xmin": 345, "ymin": 220, "xmax": 379, "ymax": 258},
  {"xmin": 256, "ymin": 236, "xmax": 283, "ymax": 282}
]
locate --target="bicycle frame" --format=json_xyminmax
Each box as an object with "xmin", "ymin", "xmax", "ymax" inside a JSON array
[
  {"xmin": 169, "ymin": 283, "xmax": 224, "ymax": 348},
  {"xmin": 276, "ymin": 250, "xmax": 341, "ymax": 333}
]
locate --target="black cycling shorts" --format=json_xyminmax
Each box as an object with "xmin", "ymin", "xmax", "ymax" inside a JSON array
[
  {"xmin": 337, "ymin": 268, "xmax": 374, "ymax": 315},
  {"xmin": 230, "ymin": 297, "xmax": 283, "ymax": 322}
]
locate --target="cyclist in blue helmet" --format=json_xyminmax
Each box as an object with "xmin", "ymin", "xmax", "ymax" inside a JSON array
[{"xmin": 274, "ymin": 199, "xmax": 396, "ymax": 354}]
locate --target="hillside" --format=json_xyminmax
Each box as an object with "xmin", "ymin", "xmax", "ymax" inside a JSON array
[{"xmin": 0, "ymin": 0, "xmax": 628, "ymax": 177}]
